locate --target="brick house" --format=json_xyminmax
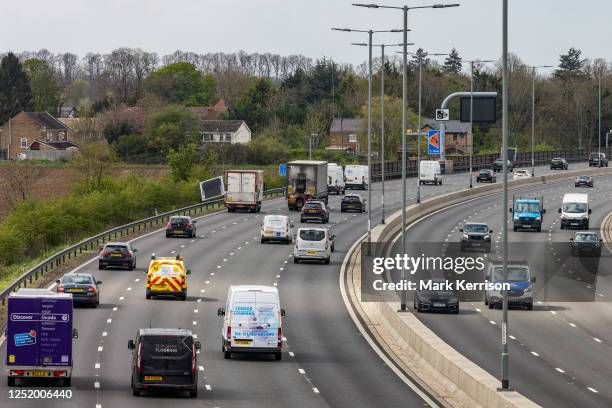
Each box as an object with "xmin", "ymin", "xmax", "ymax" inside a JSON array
[
  {"xmin": 328, "ymin": 118, "xmax": 362, "ymax": 154},
  {"xmin": 0, "ymin": 112, "xmax": 77, "ymax": 160},
  {"xmin": 189, "ymin": 99, "xmax": 229, "ymax": 122},
  {"xmin": 201, "ymin": 120, "xmax": 251, "ymax": 144}
]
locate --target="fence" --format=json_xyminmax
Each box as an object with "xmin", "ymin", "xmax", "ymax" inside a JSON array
[
  {"xmin": 371, "ymin": 147, "xmax": 612, "ymax": 180},
  {"xmin": 0, "ymin": 187, "xmax": 286, "ymax": 306}
]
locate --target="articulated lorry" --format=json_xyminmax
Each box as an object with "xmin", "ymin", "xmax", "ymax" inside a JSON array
[
  {"xmin": 286, "ymin": 160, "xmax": 328, "ymax": 211},
  {"xmin": 225, "ymin": 170, "xmax": 264, "ymax": 213},
  {"xmin": 510, "ymin": 196, "xmax": 546, "ymax": 232},
  {"xmin": 5, "ymin": 289, "xmax": 78, "ymax": 387}
]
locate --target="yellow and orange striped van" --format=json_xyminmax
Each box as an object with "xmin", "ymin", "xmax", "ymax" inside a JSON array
[{"xmin": 145, "ymin": 255, "xmax": 191, "ymax": 301}]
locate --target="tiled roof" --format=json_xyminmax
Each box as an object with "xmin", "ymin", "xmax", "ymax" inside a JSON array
[
  {"xmin": 201, "ymin": 120, "xmax": 245, "ymax": 133},
  {"xmin": 29, "ymin": 140, "xmax": 79, "ymax": 150},
  {"xmin": 421, "ymin": 118, "xmax": 470, "ymax": 134},
  {"xmin": 25, "ymin": 112, "xmax": 69, "ymax": 130},
  {"xmin": 330, "ymin": 118, "xmax": 362, "ymax": 133}
]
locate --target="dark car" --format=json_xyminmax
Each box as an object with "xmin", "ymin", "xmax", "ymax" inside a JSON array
[
  {"xmin": 99, "ymin": 242, "xmax": 137, "ymax": 270},
  {"xmin": 575, "ymin": 175, "xmax": 594, "ymax": 187},
  {"xmin": 550, "ymin": 157, "xmax": 568, "ymax": 170},
  {"xmin": 166, "ymin": 216, "xmax": 197, "ymax": 238},
  {"xmin": 129, "ymin": 328, "xmax": 201, "ymax": 398},
  {"xmin": 570, "ymin": 232, "xmax": 603, "ymax": 257},
  {"xmin": 414, "ymin": 283, "xmax": 459, "ymax": 313},
  {"xmin": 589, "ymin": 152, "xmax": 609, "ymax": 167},
  {"xmin": 56, "ymin": 273, "xmax": 101, "ymax": 307},
  {"xmin": 492, "ymin": 159, "xmax": 513, "ymax": 172},
  {"xmin": 476, "ymin": 169, "xmax": 496, "ymax": 183},
  {"xmin": 460, "ymin": 223, "xmax": 492, "ymax": 252},
  {"xmin": 340, "ymin": 194, "xmax": 366, "ymax": 212},
  {"xmin": 300, "ymin": 200, "xmax": 329, "ymax": 223}
]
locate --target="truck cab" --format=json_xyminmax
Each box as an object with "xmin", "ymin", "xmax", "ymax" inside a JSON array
[{"xmin": 510, "ymin": 197, "xmax": 545, "ymax": 232}]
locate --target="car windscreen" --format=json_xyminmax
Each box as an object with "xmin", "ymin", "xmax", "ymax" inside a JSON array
[
  {"xmin": 303, "ymin": 202, "xmax": 322, "ymax": 210},
  {"xmin": 105, "ymin": 245, "xmax": 128, "ymax": 252},
  {"xmin": 575, "ymin": 233, "xmax": 598, "ymax": 242},
  {"xmin": 479, "ymin": 170, "xmax": 490, "ymax": 175},
  {"xmin": 493, "ymin": 266, "xmax": 529, "ymax": 282},
  {"xmin": 419, "ymin": 290, "xmax": 457, "ymax": 297},
  {"xmin": 464, "ymin": 224, "xmax": 488, "ymax": 233},
  {"xmin": 170, "ymin": 217, "xmax": 189, "ymax": 224},
  {"xmin": 578, "ymin": 176, "xmax": 590, "ymax": 180},
  {"xmin": 563, "ymin": 203, "xmax": 587, "ymax": 213},
  {"xmin": 300, "ymin": 230, "xmax": 325, "ymax": 241},
  {"xmin": 514, "ymin": 203, "xmax": 540, "ymax": 213},
  {"xmin": 140, "ymin": 335, "xmax": 193, "ymax": 371},
  {"xmin": 343, "ymin": 196, "xmax": 361, "ymax": 203},
  {"xmin": 62, "ymin": 275, "xmax": 93, "ymax": 285},
  {"xmin": 265, "ymin": 218, "xmax": 285, "ymax": 227}
]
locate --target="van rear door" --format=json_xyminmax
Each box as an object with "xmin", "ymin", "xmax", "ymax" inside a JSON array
[
  {"xmin": 140, "ymin": 335, "xmax": 194, "ymax": 385},
  {"xmin": 231, "ymin": 291, "xmax": 280, "ymax": 349}
]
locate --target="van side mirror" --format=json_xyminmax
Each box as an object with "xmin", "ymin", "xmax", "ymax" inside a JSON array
[
  {"xmin": 133, "ymin": 248, "xmax": 138, "ymax": 253},
  {"xmin": 332, "ymin": 234, "xmax": 336, "ymax": 240},
  {"xmin": 588, "ymin": 209, "xmax": 592, "ymax": 214},
  {"xmin": 55, "ymin": 279, "xmax": 61, "ymax": 284},
  {"xmin": 217, "ymin": 307, "xmax": 225, "ymax": 316},
  {"xmin": 489, "ymin": 230, "xmax": 493, "ymax": 234},
  {"xmin": 509, "ymin": 208, "xmax": 513, "ymax": 213},
  {"xmin": 290, "ymin": 223, "xmax": 295, "ymax": 228},
  {"xmin": 558, "ymin": 208, "xmax": 561, "ymax": 213},
  {"xmin": 192, "ymin": 220, "xmax": 197, "ymax": 224},
  {"xmin": 542, "ymin": 209, "xmax": 546, "ymax": 214},
  {"xmin": 531, "ymin": 276, "xmax": 537, "ymax": 283},
  {"xmin": 96, "ymin": 280, "xmax": 102, "ymax": 285},
  {"xmin": 128, "ymin": 340, "xmax": 135, "ymax": 350},
  {"xmin": 281, "ymin": 308, "xmax": 286, "ymax": 317},
  {"xmin": 186, "ymin": 269, "xmax": 192, "ymax": 275},
  {"xmin": 459, "ymin": 228, "xmax": 463, "ymax": 232},
  {"xmin": 72, "ymin": 328, "xmax": 79, "ymax": 339},
  {"xmin": 194, "ymin": 341, "xmax": 202, "ymax": 351},
  {"xmin": 569, "ymin": 238, "xmax": 574, "ymax": 241}
]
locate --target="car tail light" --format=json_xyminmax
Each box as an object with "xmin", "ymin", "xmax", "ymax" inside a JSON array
[
  {"xmin": 227, "ymin": 326, "xmax": 232, "ymax": 345},
  {"xmin": 136, "ymin": 342, "xmax": 142, "ymax": 373},
  {"xmin": 10, "ymin": 370, "xmax": 24, "ymax": 376},
  {"xmin": 166, "ymin": 222, "xmax": 171, "ymax": 228},
  {"xmin": 88, "ymin": 287, "xmax": 97, "ymax": 293},
  {"xmin": 57, "ymin": 285, "xmax": 64, "ymax": 292},
  {"xmin": 100, "ymin": 251, "xmax": 109, "ymax": 257},
  {"xmin": 187, "ymin": 224, "xmax": 193, "ymax": 229},
  {"xmin": 278, "ymin": 327, "xmax": 283, "ymax": 348},
  {"xmin": 192, "ymin": 344, "xmax": 196, "ymax": 374},
  {"xmin": 53, "ymin": 370, "xmax": 67, "ymax": 377}
]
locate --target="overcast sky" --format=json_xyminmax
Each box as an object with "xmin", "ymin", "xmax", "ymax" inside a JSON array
[{"xmin": 2, "ymin": 1, "xmax": 611, "ymax": 74}]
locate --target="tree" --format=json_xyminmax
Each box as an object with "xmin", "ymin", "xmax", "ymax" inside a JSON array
[
  {"xmin": 0, "ymin": 53, "xmax": 32, "ymax": 124},
  {"xmin": 0, "ymin": 162, "xmax": 45, "ymax": 210},
  {"xmin": 232, "ymin": 78, "xmax": 275, "ymax": 132},
  {"xmin": 144, "ymin": 61, "xmax": 215, "ymax": 106},
  {"xmin": 411, "ymin": 48, "xmax": 430, "ymax": 68},
  {"xmin": 167, "ymin": 143, "xmax": 198, "ymax": 181},
  {"xmin": 145, "ymin": 105, "xmax": 200, "ymax": 156},
  {"xmin": 443, "ymin": 48, "xmax": 462, "ymax": 74},
  {"xmin": 22, "ymin": 59, "xmax": 61, "ymax": 114},
  {"xmin": 554, "ymin": 47, "xmax": 587, "ymax": 79},
  {"xmin": 70, "ymin": 142, "xmax": 118, "ymax": 192}
]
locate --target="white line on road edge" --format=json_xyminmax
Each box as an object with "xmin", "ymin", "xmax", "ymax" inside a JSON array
[
  {"xmin": 587, "ymin": 387, "xmax": 599, "ymax": 393},
  {"xmin": 289, "ymin": 351, "xmax": 295, "ymax": 357},
  {"xmin": 338, "ymin": 232, "xmax": 441, "ymax": 408},
  {"xmin": 94, "ymin": 381, "xmax": 100, "ymax": 389},
  {"xmin": 555, "ymin": 368, "xmax": 565, "ymax": 373},
  {"xmin": 205, "ymin": 384, "xmax": 212, "ymax": 391},
  {"xmin": 298, "ymin": 368, "xmax": 305, "ymax": 374},
  {"xmin": 313, "ymin": 387, "xmax": 320, "ymax": 394}
]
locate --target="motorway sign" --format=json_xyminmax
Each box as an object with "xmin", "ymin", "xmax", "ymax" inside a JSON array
[
  {"xmin": 428, "ymin": 130, "xmax": 441, "ymax": 155},
  {"xmin": 279, "ymin": 163, "xmax": 287, "ymax": 176},
  {"xmin": 435, "ymin": 109, "xmax": 450, "ymax": 121}
]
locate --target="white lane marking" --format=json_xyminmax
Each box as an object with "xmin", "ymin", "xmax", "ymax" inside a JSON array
[
  {"xmin": 198, "ymin": 366, "xmax": 204, "ymax": 371},
  {"xmin": 200, "ymin": 289, "xmax": 205, "ymax": 293},
  {"xmin": 230, "ymin": 252, "xmax": 235, "ymax": 256},
  {"xmin": 193, "ymin": 334, "xmax": 198, "ymax": 339},
  {"xmin": 509, "ymin": 335, "xmax": 516, "ymax": 340},
  {"xmin": 126, "ymin": 287, "xmax": 132, "ymax": 291},
  {"xmin": 134, "ymin": 278, "xmax": 140, "ymax": 282},
  {"xmin": 194, "ymin": 309, "xmax": 199, "ymax": 313},
  {"xmin": 280, "ymin": 267, "xmax": 284, "ymax": 271},
  {"xmin": 210, "ymin": 272, "xmax": 215, "ymax": 276},
  {"xmin": 96, "ymin": 404, "xmax": 102, "ymax": 408},
  {"xmin": 475, "ymin": 308, "xmax": 481, "ymax": 312},
  {"xmin": 0, "ymin": 334, "xmax": 5, "ymax": 347},
  {"xmin": 531, "ymin": 351, "xmax": 540, "ymax": 357},
  {"xmin": 193, "ymin": 321, "xmax": 197, "ymax": 326},
  {"xmin": 217, "ymin": 265, "xmax": 221, "ymax": 269},
  {"xmin": 94, "ymin": 381, "xmax": 100, "ymax": 389},
  {"xmin": 205, "ymin": 384, "xmax": 212, "ymax": 391},
  {"xmin": 102, "ymin": 332, "xmax": 108, "ymax": 337},
  {"xmin": 95, "ymin": 363, "xmax": 100, "ymax": 369},
  {"xmin": 550, "ymin": 311, "xmax": 557, "ymax": 315},
  {"xmin": 171, "ymin": 250, "xmax": 176, "ymax": 254},
  {"xmin": 205, "ymin": 280, "xmax": 210, "ymax": 284},
  {"xmin": 197, "ymin": 298, "xmax": 202, "ymax": 303},
  {"xmin": 276, "ymin": 275, "xmax": 281, "ymax": 279},
  {"xmin": 569, "ymin": 323, "xmax": 577, "ymax": 328},
  {"xmin": 282, "ymin": 336, "xmax": 287, "ymax": 341},
  {"xmin": 289, "ymin": 351, "xmax": 295, "ymax": 357},
  {"xmin": 190, "ymin": 240, "xmax": 195, "ymax": 243},
  {"xmin": 594, "ymin": 337, "xmax": 602, "ymax": 343},
  {"xmin": 119, "ymin": 296, "xmax": 124, "ymax": 301},
  {"xmin": 106, "ymin": 319, "xmax": 112, "ymax": 324},
  {"xmin": 112, "ymin": 307, "xmax": 118, "ymax": 311},
  {"xmin": 273, "ymin": 282, "xmax": 278, "ymax": 287},
  {"xmin": 489, "ymin": 320, "xmax": 496, "ymax": 325},
  {"xmin": 298, "ymin": 368, "xmax": 306, "ymax": 374},
  {"xmin": 313, "ymin": 387, "xmax": 320, "ymax": 394},
  {"xmin": 588, "ymin": 387, "xmax": 599, "ymax": 393},
  {"xmin": 555, "ymin": 368, "xmax": 565, "ymax": 373},
  {"xmin": 223, "ymin": 258, "xmax": 228, "ymax": 262},
  {"xmin": 97, "ymin": 346, "xmax": 103, "ymax": 352},
  {"xmin": 180, "ymin": 245, "xmax": 186, "ymax": 248}
]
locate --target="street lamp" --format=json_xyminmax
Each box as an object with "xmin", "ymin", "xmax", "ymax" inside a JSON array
[
  {"xmin": 309, "ymin": 133, "xmax": 317, "ymax": 160},
  {"xmin": 519, "ymin": 64, "xmax": 552, "ymax": 176},
  {"xmin": 466, "ymin": 59, "xmax": 494, "ymax": 187},
  {"xmin": 354, "ymin": 1, "xmax": 460, "ymax": 311},
  {"xmin": 332, "ymin": 27, "xmax": 402, "ymax": 254},
  {"xmin": 355, "ymin": 41, "xmax": 409, "ymax": 223}
]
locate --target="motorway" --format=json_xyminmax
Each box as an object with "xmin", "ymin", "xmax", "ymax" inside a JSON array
[
  {"xmin": 391, "ymin": 169, "xmax": 612, "ymax": 408},
  {"xmin": 0, "ymin": 162, "xmax": 596, "ymax": 408}
]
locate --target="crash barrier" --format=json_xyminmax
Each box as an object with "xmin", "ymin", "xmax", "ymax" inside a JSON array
[
  {"xmin": 345, "ymin": 166, "xmax": 612, "ymax": 408},
  {"xmin": 371, "ymin": 146, "xmax": 612, "ymax": 181},
  {"xmin": 0, "ymin": 187, "xmax": 286, "ymax": 307}
]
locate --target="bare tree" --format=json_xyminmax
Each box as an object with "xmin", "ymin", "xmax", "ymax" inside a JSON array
[
  {"xmin": 0, "ymin": 162, "xmax": 46, "ymax": 210},
  {"xmin": 105, "ymin": 48, "xmax": 135, "ymax": 102}
]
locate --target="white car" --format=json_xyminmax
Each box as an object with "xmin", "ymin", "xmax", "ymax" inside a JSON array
[
  {"xmin": 261, "ymin": 215, "xmax": 293, "ymax": 244},
  {"xmin": 293, "ymin": 227, "xmax": 335, "ymax": 264},
  {"xmin": 513, "ymin": 169, "xmax": 531, "ymax": 180}
]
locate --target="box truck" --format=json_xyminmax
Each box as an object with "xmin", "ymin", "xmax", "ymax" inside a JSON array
[
  {"xmin": 225, "ymin": 170, "xmax": 264, "ymax": 213},
  {"xmin": 5, "ymin": 289, "xmax": 78, "ymax": 387},
  {"xmin": 286, "ymin": 160, "xmax": 328, "ymax": 211}
]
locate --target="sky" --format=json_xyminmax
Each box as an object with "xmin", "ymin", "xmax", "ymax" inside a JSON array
[{"xmin": 1, "ymin": 0, "xmax": 611, "ymax": 74}]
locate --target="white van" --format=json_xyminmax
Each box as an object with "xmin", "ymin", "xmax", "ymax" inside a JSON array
[
  {"xmin": 260, "ymin": 215, "xmax": 293, "ymax": 244},
  {"xmin": 293, "ymin": 227, "xmax": 335, "ymax": 264},
  {"xmin": 559, "ymin": 193, "xmax": 590, "ymax": 229},
  {"xmin": 218, "ymin": 285, "xmax": 285, "ymax": 360},
  {"xmin": 419, "ymin": 160, "xmax": 442, "ymax": 185},
  {"xmin": 327, "ymin": 163, "xmax": 346, "ymax": 195},
  {"xmin": 344, "ymin": 165, "xmax": 369, "ymax": 190}
]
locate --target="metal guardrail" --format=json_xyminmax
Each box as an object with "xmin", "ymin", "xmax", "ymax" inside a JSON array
[{"xmin": 0, "ymin": 187, "xmax": 286, "ymax": 306}]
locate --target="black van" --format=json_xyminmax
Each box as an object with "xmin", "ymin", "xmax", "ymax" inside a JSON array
[{"xmin": 128, "ymin": 328, "xmax": 201, "ymax": 397}]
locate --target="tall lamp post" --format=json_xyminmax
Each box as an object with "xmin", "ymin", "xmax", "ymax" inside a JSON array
[
  {"xmin": 598, "ymin": 74, "xmax": 602, "ymax": 167},
  {"xmin": 332, "ymin": 27, "xmax": 402, "ymax": 254},
  {"xmin": 354, "ymin": 1, "xmax": 460, "ymax": 312},
  {"xmin": 355, "ymin": 42, "xmax": 408, "ymax": 223},
  {"xmin": 466, "ymin": 59, "xmax": 494, "ymax": 187}
]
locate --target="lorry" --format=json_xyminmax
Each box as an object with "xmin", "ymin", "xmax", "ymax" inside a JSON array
[
  {"xmin": 344, "ymin": 165, "xmax": 369, "ymax": 190},
  {"xmin": 327, "ymin": 163, "xmax": 345, "ymax": 195},
  {"xmin": 510, "ymin": 196, "xmax": 546, "ymax": 232},
  {"xmin": 286, "ymin": 160, "xmax": 328, "ymax": 211},
  {"xmin": 6, "ymin": 289, "xmax": 78, "ymax": 387},
  {"xmin": 225, "ymin": 170, "xmax": 264, "ymax": 213}
]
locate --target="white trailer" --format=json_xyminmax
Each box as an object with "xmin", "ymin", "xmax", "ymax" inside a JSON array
[{"xmin": 225, "ymin": 170, "xmax": 264, "ymax": 213}]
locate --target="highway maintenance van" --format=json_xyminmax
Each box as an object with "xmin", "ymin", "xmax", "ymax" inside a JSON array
[
  {"xmin": 6, "ymin": 289, "xmax": 78, "ymax": 387},
  {"xmin": 559, "ymin": 193, "xmax": 590, "ymax": 229},
  {"xmin": 218, "ymin": 285, "xmax": 285, "ymax": 360},
  {"xmin": 510, "ymin": 196, "xmax": 546, "ymax": 232},
  {"xmin": 146, "ymin": 255, "xmax": 191, "ymax": 300}
]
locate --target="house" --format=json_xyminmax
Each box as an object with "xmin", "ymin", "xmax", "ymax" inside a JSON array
[
  {"xmin": 328, "ymin": 118, "xmax": 362, "ymax": 154},
  {"xmin": 0, "ymin": 112, "xmax": 75, "ymax": 160},
  {"xmin": 420, "ymin": 118, "xmax": 471, "ymax": 155},
  {"xmin": 189, "ymin": 99, "xmax": 229, "ymax": 122},
  {"xmin": 201, "ymin": 120, "xmax": 251, "ymax": 144},
  {"xmin": 58, "ymin": 106, "xmax": 78, "ymax": 118},
  {"xmin": 59, "ymin": 118, "xmax": 103, "ymax": 143}
]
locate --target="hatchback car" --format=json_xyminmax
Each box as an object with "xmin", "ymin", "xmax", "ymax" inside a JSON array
[
  {"xmin": 492, "ymin": 159, "xmax": 513, "ymax": 172},
  {"xmin": 300, "ymin": 200, "xmax": 329, "ymax": 223},
  {"xmin": 340, "ymin": 194, "xmax": 366, "ymax": 212},
  {"xmin": 575, "ymin": 175, "xmax": 594, "ymax": 187},
  {"xmin": 476, "ymin": 169, "xmax": 496, "ymax": 183},
  {"xmin": 293, "ymin": 228, "xmax": 335, "ymax": 264},
  {"xmin": 56, "ymin": 273, "xmax": 101, "ymax": 307},
  {"xmin": 414, "ymin": 283, "xmax": 459, "ymax": 313},
  {"xmin": 589, "ymin": 152, "xmax": 609, "ymax": 167},
  {"xmin": 550, "ymin": 157, "xmax": 568, "ymax": 170},
  {"xmin": 99, "ymin": 242, "xmax": 137, "ymax": 270},
  {"xmin": 513, "ymin": 169, "xmax": 531, "ymax": 179},
  {"xmin": 166, "ymin": 216, "xmax": 197, "ymax": 238},
  {"xmin": 460, "ymin": 223, "xmax": 492, "ymax": 252},
  {"xmin": 570, "ymin": 232, "xmax": 603, "ymax": 257}
]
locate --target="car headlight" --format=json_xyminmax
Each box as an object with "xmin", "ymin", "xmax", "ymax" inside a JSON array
[
  {"xmin": 582, "ymin": 215, "xmax": 589, "ymax": 219},
  {"xmin": 462, "ymin": 234, "xmax": 469, "ymax": 240},
  {"xmin": 484, "ymin": 235, "xmax": 490, "ymax": 240},
  {"xmin": 535, "ymin": 216, "xmax": 541, "ymax": 220}
]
